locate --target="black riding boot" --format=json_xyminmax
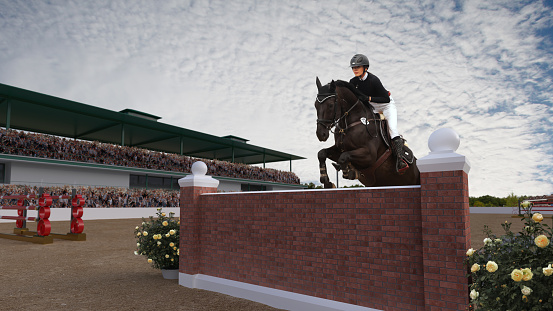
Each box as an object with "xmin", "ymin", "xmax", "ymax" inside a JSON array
[{"xmin": 391, "ymin": 136, "xmax": 408, "ymax": 174}]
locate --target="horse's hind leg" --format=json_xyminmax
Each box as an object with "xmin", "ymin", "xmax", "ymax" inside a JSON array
[
  {"xmin": 337, "ymin": 148, "xmax": 373, "ymax": 180},
  {"xmin": 318, "ymin": 146, "xmax": 340, "ymax": 188}
]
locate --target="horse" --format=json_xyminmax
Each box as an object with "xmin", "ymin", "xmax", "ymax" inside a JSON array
[{"xmin": 314, "ymin": 77, "xmax": 420, "ymax": 188}]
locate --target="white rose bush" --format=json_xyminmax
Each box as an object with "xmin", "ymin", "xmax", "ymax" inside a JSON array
[
  {"xmin": 134, "ymin": 208, "xmax": 180, "ymax": 270},
  {"xmin": 465, "ymin": 202, "xmax": 552, "ymax": 310}
]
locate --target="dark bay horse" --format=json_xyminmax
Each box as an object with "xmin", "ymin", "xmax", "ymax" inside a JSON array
[{"xmin": 314, "ymin": 77, "xmax": 420, "ymax": 188}]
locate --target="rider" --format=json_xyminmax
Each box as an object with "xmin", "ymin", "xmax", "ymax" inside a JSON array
[{"xmin": 348, "ymin": 53, "xmax": 408, "ymax": 174}]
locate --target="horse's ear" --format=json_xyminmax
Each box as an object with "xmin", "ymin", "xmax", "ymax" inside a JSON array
[
  {"xmin": 316, "ymin": 77, "xmax": 322, "ymax": 90},
  {"xmin": 329, "ymin": 80, "xmax": 336, "ymax": 92}
]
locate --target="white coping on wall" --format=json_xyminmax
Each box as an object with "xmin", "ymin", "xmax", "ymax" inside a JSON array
[
  {"xmin": 204, "ymin": 185, "xmax": 421, "ymax": 195},
  {"xmin": 179, "ymin": 273, "xmax": 382, "ymax": 311}
]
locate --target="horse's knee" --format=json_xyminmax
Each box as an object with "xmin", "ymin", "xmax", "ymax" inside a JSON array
[{"xmin": 317, "ymin": 149, "xmax": 328, "ymax": 162}]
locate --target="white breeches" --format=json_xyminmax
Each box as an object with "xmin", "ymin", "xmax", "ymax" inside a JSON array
[{"xmin": 371, "ymin": 96, "xmax": 399, "ymax": 139}]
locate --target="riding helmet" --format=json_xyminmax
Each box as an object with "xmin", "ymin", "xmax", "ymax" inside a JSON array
[{"xmin": 349, "ymin": 54, "xmax": 370, "ymax": 68}]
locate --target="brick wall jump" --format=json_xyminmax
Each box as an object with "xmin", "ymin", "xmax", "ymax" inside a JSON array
[{"xmin": 180, "ymin": 186, "xmax": 429, "ymax": 310}]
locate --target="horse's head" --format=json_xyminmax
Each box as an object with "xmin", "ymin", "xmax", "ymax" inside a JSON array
[{"xmin": 314, "ymin": 77, "xmax": 337, "ymax": 142}]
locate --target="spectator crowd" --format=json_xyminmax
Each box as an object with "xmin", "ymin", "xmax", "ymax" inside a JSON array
[
  {"xmin": 0, "ymin": 184, "xmax": 179, "ymax": 208},
  {"xmin": 0, "ymin": 128, "xmax": 300, "ymax": 184}
]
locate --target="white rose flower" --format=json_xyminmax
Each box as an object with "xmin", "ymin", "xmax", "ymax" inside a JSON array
[
  {"xmin": 470, "ymin": 289, "xmax": 479, "ymax": 300},
  {"xmin": 543, "ymin": 264, "xmax": 553, "ymax": 277},
  {"xmin": 483, "ymin": 238, "xmax": 492, "ymax": 245},
  {"xmin": 521, "ymin": 286, "xmax": 532, "ymax": 296},
  {"xmin": 466, "ymin": 248, "xmax": 475, "ymax": 256}
]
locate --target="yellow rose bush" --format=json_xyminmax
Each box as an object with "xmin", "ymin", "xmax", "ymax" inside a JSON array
[
  {"xmin": 134, "ymin": 208, "xmax": 180, "ymax": 270},
  {"xmin": 465, "ymin": 208, "xmax": 552, "ymax": 310}
]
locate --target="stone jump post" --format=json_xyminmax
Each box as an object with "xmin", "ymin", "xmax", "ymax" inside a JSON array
[
  {"xmin": 417, "ymin": 128, "xmax": 471, "ymax": 310},
  {"xmin": 178, "ymin": 161, "xmax": 219, "ymax": 278}
]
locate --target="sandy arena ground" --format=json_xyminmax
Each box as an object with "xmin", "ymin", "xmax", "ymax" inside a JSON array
[{"xmin": 0, "ymin": 214, "xmax": 533, "ymax": 311}]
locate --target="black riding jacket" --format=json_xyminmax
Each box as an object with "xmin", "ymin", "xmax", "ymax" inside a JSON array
[{"xmin": 349, "ymin": 73, "xmax": 390, "ymax": 103}]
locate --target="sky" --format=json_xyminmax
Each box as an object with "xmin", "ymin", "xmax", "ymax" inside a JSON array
[{"xmin": 0, "ymin": 0, "xmax": 552, "ymax": 197}]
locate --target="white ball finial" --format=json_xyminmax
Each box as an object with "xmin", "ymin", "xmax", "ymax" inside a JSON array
[
  {"xmin": 428, "ymin": 128, "xmax": 460, "ymax": 152},
  {"xmin": 191, "ymin": 161, "xmax": 208, "ymax": 176}
]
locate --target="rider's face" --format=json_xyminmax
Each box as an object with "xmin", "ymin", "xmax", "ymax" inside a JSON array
[{"xmin": 352, "ymin": 66, "xmax": 365, "ymax": 78}]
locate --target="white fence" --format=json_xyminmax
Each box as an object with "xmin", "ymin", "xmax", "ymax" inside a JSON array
[{"xmin": 0, "ymin": 207, "xmax": 180, "ymax": 223}]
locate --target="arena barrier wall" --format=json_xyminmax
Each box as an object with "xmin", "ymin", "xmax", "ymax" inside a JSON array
[{"xmin": 179, "ymin": 128, "xmax": 471, "ymax": 311}]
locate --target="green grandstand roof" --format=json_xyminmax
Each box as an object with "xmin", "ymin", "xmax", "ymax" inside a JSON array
[{"xmin": 0, "ymin": 83, "xmax": 305, "ymax": 166}]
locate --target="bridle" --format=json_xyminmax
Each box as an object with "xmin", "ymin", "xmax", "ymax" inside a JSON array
[
  {"xmin": 316, "ymin": 90, "xmax": 378, "ymax": 138},
  {"xmin": 315, "ymin": 93, "xmax": 338, "ymax": 131}
]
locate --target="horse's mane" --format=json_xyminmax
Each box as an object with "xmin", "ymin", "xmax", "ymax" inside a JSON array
[{"xmin": 334, "ymin": 80, "xmax": 365, "ymax": 99}]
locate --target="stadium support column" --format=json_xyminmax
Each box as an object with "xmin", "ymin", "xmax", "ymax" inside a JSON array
[
  {"xmin": 178, "ymin": 161, "xmax": 219, "ymax": 287},
  {"xmin": 417, "ymin": 128, "xmax": 471, "ymax": 311},
  {"xmin": 121, "ymin": 124, "xmax": 125, "ymax": 147},
  {"xmin": 5, "ymin": 99, "xmax": 11, "ymax": 130}
]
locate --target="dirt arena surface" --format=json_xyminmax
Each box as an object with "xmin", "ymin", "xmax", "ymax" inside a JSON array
[{"xmin": 0, "ymin": 214, "xmax": 533, "ymax": 311}]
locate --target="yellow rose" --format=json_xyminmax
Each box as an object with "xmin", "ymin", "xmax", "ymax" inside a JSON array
[
  {"xmin": 169, "ymin": 229, "xmax": 176, "ymax": 235},
  {"xmin": 543, "ymin": 264, "xmax": 553, "ymax": 276},
  {"xmin": 171, "ymin": 259, "xmax": 174, "ymax": 262},
  {"xmin": 173, "ymin": 247, "xmax": 177, "ymax": 250},
  {"xmin": 142, "ymin": 231, "xmax": 148, "ymax": 236},
  {"xmin": 486, "ymin": 261, "xmax": 498, "ymax": 273},
  {"xmin": 471, "ymin": 263, "xmax": 480, "ymax": 273},
  {"xmin": 162, "ymin": 221, "xmax": 168, "ymax": 226},
  {"xmin": 177, "ymin": 249, "xmax": 179, "ymax": 255},
  {"xmin": 522, "ymin": 268, "xmax": 533, "ymax": 281},
  {"xmin": 535, "ymin": 235, "xmax": 550, "ymax": 248},
  {"xmin": 147, "ymin": 258, "xmax": 152, "ymax": 263},
  {"xmin": 157, "ymin": 241, "xmax": 161, "ymax": 246},
  {"xmin": 511, "ymin": 269, "xmax": 523, "ymax": 282},
  {"xmin": 532, "ymin": 213, "xmax": 544, "ymax": 223},
  {"xmin": 521, "ymin": 201, "xmax": 532, "ymax": 209},
  {"xmin": 136, "ymin": 232, "xmax": 141, "ymax": 236},
  {"xmin": 466, "ymin": 248, "xmax": 475, "ymax": 256},
  {"xmin": 161, "ymin": 213, "xmax": 166, "ymax": 217},
  {"xmin": 135, "ymin": 226, "xmax": 139, "ymax": 230},
  {"xmin": 169, "ymin": 242, "xmax": 175, "ymax": 247},
  {"xmin": 165, "ymin": 233, "xmax": 170, "ymax": 238},
  {"xmin": 165, "ymin": 254, "xmax": 170, "ymax": 258}
]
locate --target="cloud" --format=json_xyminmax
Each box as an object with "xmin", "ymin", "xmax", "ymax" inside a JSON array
[{"xmin": 0, "ymin": 0, "xmax": 552, "ymax": 197}]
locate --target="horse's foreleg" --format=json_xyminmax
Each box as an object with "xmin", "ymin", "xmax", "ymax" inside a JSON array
[{"xmin": 318, "ymin": 147, "xmax": 340, "ymax": 188}]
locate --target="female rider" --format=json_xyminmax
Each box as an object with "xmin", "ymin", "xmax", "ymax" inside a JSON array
[{"xmin": 348, "ymin": 53, "xmax": 408, "ymax": 174}]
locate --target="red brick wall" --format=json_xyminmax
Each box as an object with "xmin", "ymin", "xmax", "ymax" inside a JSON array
[{"xmin": 180, "ymin": 187, "xmax": 426, "ymax": 310}]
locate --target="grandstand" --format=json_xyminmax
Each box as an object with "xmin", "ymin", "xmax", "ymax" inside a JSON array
[{"xmin": 0, "ymin": 83, "xmax": 305, "ymax": 193}]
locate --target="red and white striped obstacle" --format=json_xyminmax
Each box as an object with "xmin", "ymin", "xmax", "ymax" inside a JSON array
[{"xmin": 0, "ymin": 189, "xmax": 86, "ymax": 244}]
